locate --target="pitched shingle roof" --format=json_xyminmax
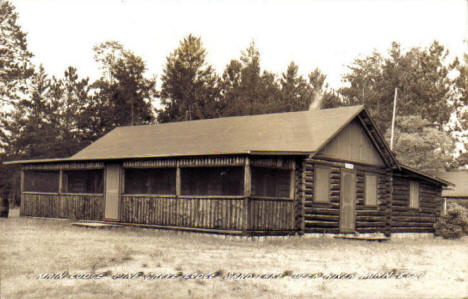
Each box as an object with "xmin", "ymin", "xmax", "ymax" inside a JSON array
[{"xmin": 69, "ymin": 105, "xmax": 365, "ymax": 160}]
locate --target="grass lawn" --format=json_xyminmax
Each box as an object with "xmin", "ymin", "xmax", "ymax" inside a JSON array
[{"xmin": 1, "ymin": 208, "xmax": 467, "ymax": 299}]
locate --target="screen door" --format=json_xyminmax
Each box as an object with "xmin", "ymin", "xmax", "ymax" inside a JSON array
[{"xmin": 104, "ymin": 163, "xmax": 121, "ymax": 220}]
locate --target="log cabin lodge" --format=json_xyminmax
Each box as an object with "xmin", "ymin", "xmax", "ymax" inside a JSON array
[{"xmin": 5, "ymin": 105, "xmax": 451, "ymax": 236}]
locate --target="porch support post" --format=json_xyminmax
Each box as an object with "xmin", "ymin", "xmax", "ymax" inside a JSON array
[
  {"xmin": 176, "ymin": 161, "xmax": 181, "ymax": 198},
  {"xmin": 384, "ymin": 169, "xmax": 393, "ymax": 237},
  {"xmin": 290, "ymin": 161, "xmax": 296, "ymax": 199},
  {"xmin": 58, "ymin": 169, "xmax": 63, "ymax": 194},
  {"xmin": 243, "ymin": 156, "xmax": 251, "ymax": 234},
  {"xmin": 20, "ymin": 167, "xmax": 24, "ymax": 216}
]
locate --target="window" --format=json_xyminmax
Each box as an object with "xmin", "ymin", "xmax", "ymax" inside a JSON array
[
  {"xmin": 365, "ymin": 174, "xmax": 378, "ymax": 206},
  {"xmin": 63, "ymin": 170, "xmax": 103, "ymax": 194},
  {"xmin": 24, "ymin": 170, "xmax": 59, "ymax": 193},
  {"xmin": 314, "ymin": 166, "xmax": 330, "ymax": 202},
  {"xmin": 252, "ymin": 167, "xmax": 291, "ymax": 198},
  {"xmin": 409, "ymin": 181, "xmax": 420, "ymax": 209},
  {"xmin": 181, "ymin": 167, "xmax": 243, "ymax": 196},
  {"xmin": 125, "ymin": 168, "xmax": 176, "ymax": 195}
]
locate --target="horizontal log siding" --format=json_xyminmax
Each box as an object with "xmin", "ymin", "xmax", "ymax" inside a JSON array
[
  {"xmin": 303, "ymin": 158, "xmax": 342, "ymax": 233},
  {"xmin": 385, "ymin": 170, "xmax": 393, "ymax": 236},
  {"xmin": 354, "ymin": 167, "xmax": 389, "ymax": 234},
  {"xmin": 248, "ymin": 198, "xmax": 295, "ymax": 231},
  {"xmin": 21, "ymin": 193, "xmax": 103, "ymax": 220},
  {"xmin": 295, "ymin": 160, "xmax": 304, "ymax": 233},
  {"xmin": 120, "ymin": 195, "xmax": 245, "ymax": 230},
  {"xmin": 392, "ymin": 176, "xmax": 442, "ymax": 233},
  {"xmin": 303, "ymin": 158, "xmax": 390, "ymax": 234}
]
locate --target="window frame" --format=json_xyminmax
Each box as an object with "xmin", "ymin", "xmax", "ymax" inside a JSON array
[
  {"xmin": 124, "ymin": 167, "xmax": 177, "ymax": 196},
  {"xmin": 180, "ymin": 166, "xmax": 244, "ymax": 197},
  {"xmin": 62, "ymin": 169, "xmax": 104, "ymax": 195},
  {"xmin": 364, "ymin": 173, "xmax": 378, "ymax": 207},
  {"xmin": 23, "ymin": 170, "xmax": 60, "ymax": 194},
  {"xmin": 251, "ymin": 166, "xmax": 293, "ymax": 199},
  {"xmin": 409, "ymin": 181, "xmax": 420, "ymax": 209},
  {"xmin": 314, "ymin": 165, "xmax": 331, "ymax": 203}
]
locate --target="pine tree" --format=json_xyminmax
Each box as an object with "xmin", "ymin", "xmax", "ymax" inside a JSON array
[
  {"xmin": 278, "ymin": 62, "xmax": 311, "ymax": 111},
  {"xmin": 219, "ymin": 41, "xmax": 281, "ymax": 116},
  {"xmin": 0, "ymin": 1, "xmax": 34, "ymax": 105},
  {"xmin": 53, "ymin": 66, "xmax": 94, "ymax": 155},
  {"xmin": 0, "ymin": 66, "xmax": 58, "ymax": 160},
  {"xmin": 308, "ymin": 68, "xmax": 344, "ymax": 109},
  {"xmin": 93, "ymin": 41, "xmax": 156, "ymax": 128},
  {"xmin": 158, "ymin": 34, "xmax": 220, "ymax": 122}
]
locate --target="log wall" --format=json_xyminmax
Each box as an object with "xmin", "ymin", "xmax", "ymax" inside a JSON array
[
  {"xmin": 295, "ymin": 160, "xmax": 305, "ymax": 233},
  {"xmin": 303, "ymin": 159, "xmax": 342, "ymax": 233},
  {"xmin": 302, "ymin": 158, "xmax": 332, "ymax": 233},
  {"xmin": 354, "ymin": 168, "xmax": 389, "ymax": 234},
  {"xmin": 21, "ymin": 193, "xmax": 104, "ymax": 220},
  {"xmin": 303, "ymin": 158, "xmax": 390, "ymax": 234},
  {"xmin": 392, "ymin": 176, "xmax": 442, "ymax": 233}
]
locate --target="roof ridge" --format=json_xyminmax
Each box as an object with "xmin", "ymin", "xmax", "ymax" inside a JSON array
[{"xmin": 115, "ymin": 105, "xmax": 365, "ymax": 129}]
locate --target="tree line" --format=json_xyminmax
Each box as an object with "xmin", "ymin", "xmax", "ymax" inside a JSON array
[{"xmin": 1, "ymin": 1, "xmax": 467, "ymax": 202}]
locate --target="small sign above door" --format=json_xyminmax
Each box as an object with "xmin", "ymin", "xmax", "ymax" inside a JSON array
[{"xmin": 344, "ymin": 163, "xmax": 354, "ymax": 169}]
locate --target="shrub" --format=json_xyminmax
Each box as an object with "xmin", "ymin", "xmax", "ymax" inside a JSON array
[{"xmin": 434, "ymin": 202, "xmax": 468, "ymax": 239}]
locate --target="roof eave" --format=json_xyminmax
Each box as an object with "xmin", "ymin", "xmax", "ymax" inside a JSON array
[
  {"xmin": 3, "ymin": 150, "xmax": 313, "ymax": 165},
  {"xmin": 399, "ymin": 164, "xmax": 453, "ymax": 187},
  {"xmin": 358, "ymin": 109, "xmax": 400, "ymax": 170},
  {"xmin": 3, "ymin": 157, "xmax": 73, "ymax": 165}
]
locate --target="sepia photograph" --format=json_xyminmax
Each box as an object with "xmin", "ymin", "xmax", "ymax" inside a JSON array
[{"xmin": 0, "ymin": 0, "xmax": 467, "ymax": 298}]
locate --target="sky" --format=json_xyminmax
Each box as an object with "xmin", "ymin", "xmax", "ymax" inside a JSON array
[{"xmin": 11, "ymin": 0, "xmax": 468, "ymax": 89}]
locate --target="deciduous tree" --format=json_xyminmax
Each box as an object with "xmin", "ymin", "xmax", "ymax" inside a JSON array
[
  {"xmin": 340, "ymin": 41, "xmax": 458, "ymax": 133},
  {"xmin": 384, "ymin": 115, "xmax": 456, "ymax": 173}
]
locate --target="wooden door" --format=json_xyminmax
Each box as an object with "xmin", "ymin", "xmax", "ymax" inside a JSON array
[
  {"xmin": 104, "ymin": 164, "xmax": 121, "ymax": 220},
  {"xmin": 340, "ymin": 169, "xmax": 356, "ymax": 233}
]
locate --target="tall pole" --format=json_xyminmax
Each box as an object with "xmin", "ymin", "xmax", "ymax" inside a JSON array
[
  {"xmin": 390, "ymin": 88, "xmax": 398, "ymax": 151},
  {"xmin": 465, "ymin": 0, "xmax": 468, "ymax": 50}
]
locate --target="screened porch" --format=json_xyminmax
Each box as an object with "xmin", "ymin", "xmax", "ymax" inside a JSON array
[{"xmin": 20, "ymin": 156, "xmax": 299, "ymax": 234}]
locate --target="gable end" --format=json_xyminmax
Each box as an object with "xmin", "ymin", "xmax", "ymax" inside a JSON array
[{"xmin": 316, "ymin": 119, "xmax": 386, "ymax": 167}]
